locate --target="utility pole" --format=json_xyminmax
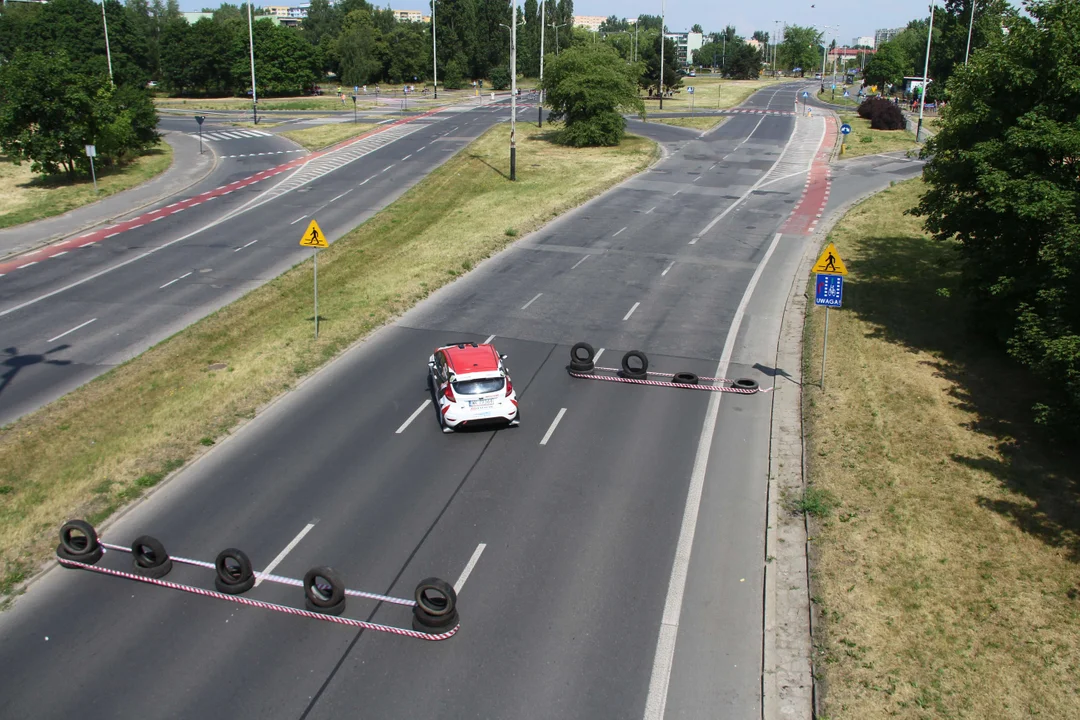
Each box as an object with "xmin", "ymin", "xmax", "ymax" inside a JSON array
[
  {"xmin": 247, "ymin": 0, "xmax": 258, "ymax": 124},
  {"xmin": 819, "ymin": 25, "xmax": 830, "ymax": 91},
  {"xmin": 964, "ymin": 0, "xmax": 976, "ymax": 64},
  {"xmin": 917, "ymin": 0, "xmax": 937, "ymax": 143},
  {"xmin": 100, "ymin": 0, "xmax": 114, "ymax": 86},
  {"xmin": 773, "ymin": 20, "xmax": 780, "ymax": 75},
  {"xmin": 510, "ymin": 0, "xmax": 517, "ymax": 181},
  {"xmin": 427, "ymin": 0, "xmax": 432, "ymax": 99},
  {"xmin": 539, "ymin": 0, "xmax": 544, "ymax": 127},
  {"xmin": 659, "ymin": 0, "xmax": 665, "ymax": 110}
]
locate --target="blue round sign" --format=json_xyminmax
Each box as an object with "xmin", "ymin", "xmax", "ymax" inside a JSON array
[{"xmin": 840, "ymin": 123, "xmax": 852, "ymax": 135}]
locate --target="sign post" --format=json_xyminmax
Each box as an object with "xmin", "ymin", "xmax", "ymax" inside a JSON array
[
  {"xmin": 84, "ymin": 144, "xmax": 98, "ymax": 193},
  {"xmin": 802, "ymin": 90, "xmax": 809, "ymax": 116},
  {"xmin": 194, "ymin": 115, "xmax": 206, "ymax": 154},
  {"xmin": 811, "ymin": 243, "xmax": 848, "ymax": 390},
  {"xmin": 351, "ymin": 95, "xmax": 357, "ymax": 124},
  {"xmin": 839, "ymin": 122, "xmax": 851, "ymax": 156},
  {"xmin": 687, "ymin": 86, "xmax": 694, "ymax": 115},
  {"xmin": 299, "ymin": 219, "xmax": 329, "ymax": 338}
]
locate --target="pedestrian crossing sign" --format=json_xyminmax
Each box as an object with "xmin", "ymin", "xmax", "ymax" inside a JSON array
[
  {"xmin": 811, "ymin": 243, "xmax": 847, "ymax": 275},
  {"xmin": 299, "ymin": 218, "xmax": 328, "ymax": 248}
]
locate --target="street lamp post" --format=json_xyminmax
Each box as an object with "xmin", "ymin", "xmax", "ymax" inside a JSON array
[
  {"xmin": 100, "ymin": 0, "xmax": 114, "ymax": 86},
  {"xmin": 773, "ymin": 20, "xmax": 780, "ymax": 75},
  {"xmin": 539, "ymin": 0, "xmax": 544, "ymax": 127},
  {"xmin": 247, "ymin": 0, "xmax": 258, "ymax": 124},
  {"xmin": 510, "ymin": 0, "xmax": 517, "ymax": 181},
  {"xmin": 819, "ymin": 25, "xmax": 830, "ymax": 90},
  {"xmin": 964, "ymin": 0, "xmax": 976, "ymax": 64},
  {"xmin": 427, "ymin": 0, "xmax": 432, "ymax": 98},
  {"xmin": 659, "ymin": 0, "xmax": 665, "ymax": 110},
  {"xmin": 917, "ymin": 0, "xmax": 937, "ymax": 143}
]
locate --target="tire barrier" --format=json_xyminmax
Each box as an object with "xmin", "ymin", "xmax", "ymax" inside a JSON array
[
  {"xmin": 733, "ymin": 378, "xmax": 760, "ymax": 392},
  {"xmin": 412, "ymin": 577, "xmax": 459, "ymax": 635},
  {"xmin": 53, "ymin": 521, "xmax": 459, "ymax": 641},
  {"xmin": 57, "ymin": 519, "xmax": 103, "ymax": 566},
  {"xmin": 671, "ymin": 372, "xmax": 700, "ymax": 385},
  {"xmin": 215, "ymin": 548, "xmax": 256, "ymax": 595},
  {"xmin": 620, "ymin": 350, "xmax": 649, "ymax": 379},
  {"xmin": 569, "ymin": 342, "xmax": 595, "ymax": 373},
  {"xmin": 304, "ymin": 566, "xmax": 346, "ymax": 616},
  {"xmin": 131, "ymin": 535, "xmax": 173, "ymax": 579}
]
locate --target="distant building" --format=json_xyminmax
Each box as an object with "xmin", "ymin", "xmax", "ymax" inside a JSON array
[
  {"xmin": 665, "ymin": 31, "xmax": 703, "ymax": 66},
  {"xmin": 264, "ymin": 5, "xmax": 292, "ymax": 17},
  {"xmin": 875, "ymin": 27, "xmax": 904, "ymax": 46},
  {"xmin": 573, "ymin": 15, "xmax": 605, "ymax": 32},
  {"xmin": 828, "ymin": 47, "xmax": 876, "ymax": 63},
  {"xmin": 852, "ymin": 35, "xmax": 875, "ymax": 49},
  {"xmin": 392, "ymin": 9, "xmax": 425, "ymax": 22}
]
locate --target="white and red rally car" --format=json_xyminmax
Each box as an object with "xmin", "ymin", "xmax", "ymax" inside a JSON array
[{"xmin": 428, "ymin": 342, "xmax": 519, "ymax": 432}]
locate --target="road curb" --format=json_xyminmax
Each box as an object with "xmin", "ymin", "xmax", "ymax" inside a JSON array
[{"xmin": 0, "ymin": 132, "xmax": 220, "ymax": 263}]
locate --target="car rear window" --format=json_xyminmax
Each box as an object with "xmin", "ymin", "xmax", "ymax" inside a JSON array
[{"xmin": 452, "ymin": 378, "xmax": 504, "ymax": 395}]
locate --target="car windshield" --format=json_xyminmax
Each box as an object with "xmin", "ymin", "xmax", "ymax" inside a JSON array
[{"xmin": 452, "ymin": 378, "xmax": 504, "ymax": 395}]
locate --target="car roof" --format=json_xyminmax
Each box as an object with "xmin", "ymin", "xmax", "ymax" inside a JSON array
[{"xmin": 440, "ymin": 343, "xmax": 501, "ymax": 375}]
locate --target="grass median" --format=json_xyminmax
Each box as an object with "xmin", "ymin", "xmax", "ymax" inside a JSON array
[
  {"xmin": 649, "ymin": 116, "xmax": 728, "ymax": 131},
  {"xmin": 837, "ymin": 113, "xmax": 918, "ymax": 159},
  {"xmin": 803, "ymin": 179, "xmax": 1080, "ymax": 718},
  {"xmin": 643, "ymin": 76, "xmax": 786, "ymax": 114},
  {"xmin": 0, "ymin": 121, "xmax": 658, "ymax": 601},
  {"xmin": 280, "ymin": 122, "xmax": 388, "ymax": 151},
  {"xmin": 0, "ymin": 142, "xmax": 173, "ymax": 230}
]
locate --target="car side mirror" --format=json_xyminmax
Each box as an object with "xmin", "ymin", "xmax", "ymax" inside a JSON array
[
  {"xmin": 500, "ymin": 354, "xmax": 508, "ymax": 360},
  {"xmin": 428, "ymin": 360, "xmax": 435, "ymax": 367}
]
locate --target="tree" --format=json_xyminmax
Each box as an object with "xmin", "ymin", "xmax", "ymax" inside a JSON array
[
  {"xmin": 725, "ymin": 39, "xmax": 762, "ymax": 79},
  {"xmin": 542, "ymin": 42, "xmax": 643, "ymax": 146},
  {"xmin": 863, "ymin": 41, "xmax": 908, "ymax": 89},
  {"xmin": 489, "ymin": 65, "xmax": 510, "ymax": 90},
  {"xmin": 636, "ymin": 14, "xmax": 662, "ymax": 33},
  {"xmin": 600, "ymin": 15, "xmax": 628, "ymax": 32},
  {"xmin": 638, "ymin": 31, "xmax": 679, "ymax": 95},
  {"xmin": 0, "ymin": 50, "xmax": 159, "ymax": 177},
  {"xmin": 913, "ymin": 0, "xmax": 1080, "ymax": 430},
  {"xmin": 777, "ymin": 24, "xmax": 821, "ymax": 75},
  {"xmin": 691, "ymin": 23, "xmax": 703, "ymax": 34}
]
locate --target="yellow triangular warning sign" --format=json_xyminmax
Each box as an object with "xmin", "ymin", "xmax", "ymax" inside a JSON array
[
  {"xmin": 812, "ymin": 242, "xmax": 847, "ymax": 275},
  {"xmin": 299, "ymin": 218, "xmax": 328, "ymax": 248}
]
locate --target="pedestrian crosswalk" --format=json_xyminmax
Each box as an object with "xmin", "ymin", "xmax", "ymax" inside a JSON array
[{"xmin": 189, "ymin": 129, "xmax": 274, "ymax": 141}]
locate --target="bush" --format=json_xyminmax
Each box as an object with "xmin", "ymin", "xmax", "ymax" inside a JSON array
[
  {"xmin": 442, "ymin": 61, "xmax": 466, "ymax": 90},
  {"xmin": 857, "ymin": 97, "xmax": 905, "ymax": 131},
  {"xmin": 489, "ymin": 67, "xmax": 510, "ymax": 91}
]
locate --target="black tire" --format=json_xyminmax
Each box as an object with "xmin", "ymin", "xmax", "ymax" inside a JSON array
[
  {"xmin": 306, "ymin": 596, "xmax": 347, "ymax": 616},
  {"xmin": 733, "ymin": 377, "xmax": 759, "ymax": 392},
  {"xmin": 131, "ymin": 535, "xmax": 173, "ymax": 579},
  {"xmin": 569, "ymin": 342, "xmax": 595, "ymax": 372},
  {"xmin": 671, "ymin": 372, "xmax": 700, "ymax": 385},
  {"xmin": 215, "ymin": 548, "xmax": 255, "ymax": 594},
  {"xmin": 59, "ymin": 519, "xmax": 99, "ymax": 557},
  {"xmin": 412, "ymin": 606, "xmax": 460, "ymax": 633},
  {"xmin": 414, "ymin": 577, "xmax": 457, "ymax": 617},
  {"xmin": 56, "ymin": 543, "xmax": 103, "ymax": 566},
  {"xmin": 304, "ymin": 566, "xmax": 345, "ymax": 608},
  {"xmin": 620, "ymin": 350, "xmax": 649, "ymax": 379}
]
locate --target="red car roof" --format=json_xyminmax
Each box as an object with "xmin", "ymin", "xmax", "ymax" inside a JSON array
[{"xmin": 443, "ymin": 343, "xmax": 500, "ymax": 374}]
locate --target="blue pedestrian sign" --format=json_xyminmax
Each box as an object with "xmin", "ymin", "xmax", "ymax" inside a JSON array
[
  {"xmin": 843, "ymin": 90, "xmax": 850, "ymax": 97},
  {"xmin": 802, "ymin": 91, "xmax": 809, "ymax": 98},
  {"xmin": 840, "ymin": 123, "xmax": 852, "ymax": 135},
  {"xmin": 815, "ymin": 274, "xmax": 844, "ymax": 307}
]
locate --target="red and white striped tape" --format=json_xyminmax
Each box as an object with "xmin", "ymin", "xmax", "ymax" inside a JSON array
[
  {"xmin": 57, "ymin": 552, "xmax": 458, "ymax": 641},
  {"xmin": 569, "ymin": 369, "xmax": 764, "ymax": 393},
  {"xmin": 100, "ymin": 542, "xmax": 414, "ymax": 606},
  {"xmin": 592, "ymin": 366, "xmax": 735, "ymax": 384}
]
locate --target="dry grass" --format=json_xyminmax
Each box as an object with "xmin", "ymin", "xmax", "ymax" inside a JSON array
[
  {"xmin": 0, "ymin": 122, "xmax": 658, "ymax": 600},
  {"xmin": 0, "ymin": 143, "xmax": 173, "ymax": 230},
  {"xmin": 804, "ymin": 179, "xmax": 1080, "ymax": 719},
  {"xmin": 649, "ymin": 116, "xmax": 728, "ymax": 131},
  {"xmin": 837, "ymin": 113, "xmax": 918, "ymax": 159},
  {"xmin": 280, "ymin": 122, "xmax": 385, "ymax": 151},
  {"xmin": 817, "ymin": 89, "xmax": 861, "ymax": 108},
  {"xmin": 643, "ymin": 76, "xmax": 785, "ymax": 114},
  {"xmin": 154, "ymin": 96, "xmax": 380, "ymax": 112}
]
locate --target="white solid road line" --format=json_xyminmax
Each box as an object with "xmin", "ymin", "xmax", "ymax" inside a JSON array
[
  {"xmin": 613, "ymin": 226, "xmax": 627, "ymax": 237},
  {"xmin": 642, "ymin": 232, "xmax": 784, "ymax": 720},
  {"xmin": 453, "ymin": 543, "xmax": 487, "ymax": 594},
  {"xmin": 290, "ymin": 214, "xmax": 307, "ymax": 225},
  {"xmin": 255, "ymin": 522, "xmax": 317, "ymax": 587},
  {"xmin": 662, "ymin": 262, "xmax": 675, "ymax": 276},
  {"xmin": 395, "ymin": 399, "xmax": 432, "ymax": 434},
  {"xmin": 593, "ymin": 348, "xmax": 605, "ymax": 363},
  {"xmin": 17, "ymin": 262, "xmax": 37, "ymax": 269},
  {"xmin": 234, "ymin": 239, "xmax": 258, "ymax": 252},
  {"xmin": 570, "ymin": 255, "xmax": 590, "ymax": 270},
  {"xmin": 48, "ymin": 317, "xmax": 97, "ymax": 343},
  {"xmin": 484, "ymin": 334, "xmax": 496, "ymax": 344},
  {"xmin": 622, "ymin": 302, "xmax": 640, "ymax": 321},
  {"xmin": 646, "ymin": 206, "xmax": 656, "ymax": 214},
  {"xmin": 521, "ymin": 292, "xmax": 542, "ymax": 310},
  {"xmin": 539, "ymin": 408, "xmax": 567, "ymax": 446}
]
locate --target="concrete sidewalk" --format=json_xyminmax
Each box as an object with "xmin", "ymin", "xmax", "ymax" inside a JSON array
[{"xmin": 0, "ymin": 130, "xmax": 218, "ymax": 261}]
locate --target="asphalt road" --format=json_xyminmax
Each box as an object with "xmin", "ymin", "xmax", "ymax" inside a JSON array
[
  {"xmin": 0, "ymin": 100, "xmax": 525, "ymax": 426},
  {"xmin": 0, "ymin": 84, "xmax": 923, "ymax": 719}
]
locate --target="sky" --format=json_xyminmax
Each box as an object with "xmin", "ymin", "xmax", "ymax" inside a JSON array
[{"xmin": 172, "ymin": 1, "xmax": 1003, "ymax": 47}]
